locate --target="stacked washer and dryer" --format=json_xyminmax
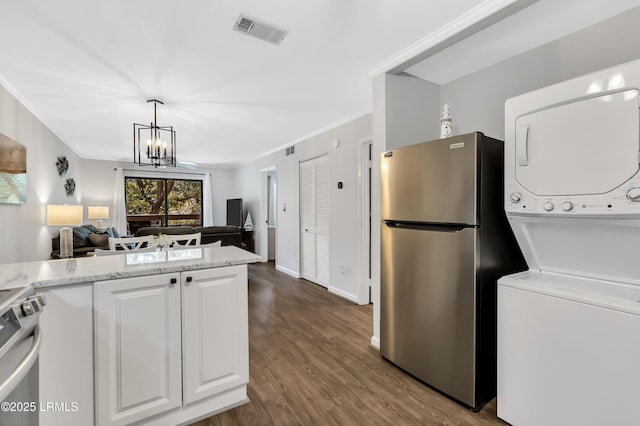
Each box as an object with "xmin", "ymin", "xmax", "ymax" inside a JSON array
[{"xmin": 498, "ymin": 59, "xmax": 640, "ymax": 425}]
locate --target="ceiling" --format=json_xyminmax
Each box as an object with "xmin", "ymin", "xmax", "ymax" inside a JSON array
[{"xmin": 0, "ymin": 1, "xmax": 638, "ymax": 168}]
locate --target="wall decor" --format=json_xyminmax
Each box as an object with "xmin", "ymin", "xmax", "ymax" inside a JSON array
[
  {"xmin": 440, "ymin": 103, "xmax": 453, "ymax": 138},
  {"xmin": 0, "ymin": 132, "xmax": 27, "ymax": 204},
  {"xmin": 64, "ymin": 178, "xmax": 76, "ymax": 196},
  {"xmin": 56, "ymin": 156, "xmax": 69, "ymax": 176}
]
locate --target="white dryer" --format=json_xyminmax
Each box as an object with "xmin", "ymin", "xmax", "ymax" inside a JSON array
[{"xmin": 499, "ymin": 59, "xmax": 640, "ymax": 426}]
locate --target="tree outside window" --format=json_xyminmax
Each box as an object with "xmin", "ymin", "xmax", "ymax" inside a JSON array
[{"xmin": 125, "ymin": 177, "xmax": 202, "ymax": 234}]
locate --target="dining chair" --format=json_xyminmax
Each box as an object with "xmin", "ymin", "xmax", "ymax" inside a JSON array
[
  {"xmin": 168, "ymin": 232, "xmax": 201, "ymax": 246},
  {"xmin": 108, "ymin": 235, "xmax": 155, "ymax": 251}
]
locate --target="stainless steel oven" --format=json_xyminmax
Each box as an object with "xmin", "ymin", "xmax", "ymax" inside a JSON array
[{"xmin": 0, "ymin": 285, "xmax": 45, "ymax": 426}]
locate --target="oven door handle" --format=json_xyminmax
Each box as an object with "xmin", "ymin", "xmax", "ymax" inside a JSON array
[{"xmin": 0, "ymin": 325, "xmax": 42, "ymax": 402}]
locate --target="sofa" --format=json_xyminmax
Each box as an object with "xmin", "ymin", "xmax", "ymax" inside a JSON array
[
  {"xmin": 135, "ymin": 226, "xmax": 244, "ymax": 248},
  {"xmin": 51, "ymin": 224, "xmax": 120, "ymax": 258}
]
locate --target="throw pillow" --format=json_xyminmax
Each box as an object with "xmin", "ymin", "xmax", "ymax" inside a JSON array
[
  {"xmin": 107, "ymin": 227, "xmax": 120, "ymax": 238},
  {"xmin": 72, "ymin": 226, "xmax": 94, "ymax": 248},
  {"xmin": 88, "ymin": 233, "xmax": 109, "ymax": 247}
]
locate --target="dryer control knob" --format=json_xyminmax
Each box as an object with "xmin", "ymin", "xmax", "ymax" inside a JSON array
[
  {"xmin": 561, "ymin": 201, "xmax": 574, "ymax": 211},
  {"xmin": 510, "ymin": 192, "xmax": 522, "ymax": 204},
  {"xmin": 543, "ymin": 202, "xmax": 554, "ymax": 212},
  {"xmin": 626, "ymin": 187, "xmax": 640, "ymax": 202}
]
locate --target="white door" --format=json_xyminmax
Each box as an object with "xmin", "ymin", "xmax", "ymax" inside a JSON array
[
  {"xmin": 94, "ymin": 273, "xmax": 182, "ymax": 426},
  {"xmin": 300, "ymin": 155, "xmax": 329, "ymax": 287},
  {"xmin": 181, "ymin": 266, "xmax": 249, "ymax": 404}
]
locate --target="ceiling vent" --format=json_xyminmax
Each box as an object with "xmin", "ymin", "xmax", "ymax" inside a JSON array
[{"xmin": 233, "ymin": 14, "xmax": 288, "ymax": 45}]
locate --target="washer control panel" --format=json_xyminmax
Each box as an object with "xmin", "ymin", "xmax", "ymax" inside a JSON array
[{"xmin": 506, "ymin": 180, "xmax": 640, "ymax": 215}]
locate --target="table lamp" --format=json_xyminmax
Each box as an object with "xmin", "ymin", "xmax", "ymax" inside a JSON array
[
  {"xmin": 47, "ymin": 204, "xmax": 83, "ymax": 258},
  {"xmin": 87, "ymin": 205, "xmax": 109, "ymax": 229}
]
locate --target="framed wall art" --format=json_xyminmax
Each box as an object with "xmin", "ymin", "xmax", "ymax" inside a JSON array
[{"xmin": 0, "ymin": 132, "xmax": 27, "ymax": 204}]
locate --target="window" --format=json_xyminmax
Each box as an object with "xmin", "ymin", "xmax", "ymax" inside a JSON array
[{"xmin": 125, "ymin": 177, "xmax": 203, "ymax": 234}]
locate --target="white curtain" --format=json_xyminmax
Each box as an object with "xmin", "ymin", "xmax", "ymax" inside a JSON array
[
  {"xmin": 202, "ymin": 172, "xmax": 213, "ymax": 226},
  {"xmin": 113, "ymin": 167, "xmax": 128, "ymax": 235}
]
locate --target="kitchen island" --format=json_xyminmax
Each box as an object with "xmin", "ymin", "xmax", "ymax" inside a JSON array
[{"xmin": 0, "ymin": 246, "xmax": 260, "ymax": 426}]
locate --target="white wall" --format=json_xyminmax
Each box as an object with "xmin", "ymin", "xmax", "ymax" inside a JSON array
[
  {"xmin": 0, "ymin": 85, "xmax": 83, "ymax": 263},
  {"xmin": 384, "ymin": 73, "xmax": 441, "ymax": 149},
  {"xmin": 370, "ymin": 6, "xmax": 640, "ymax": 346},
  {"xmin": 233, "ymin": 152, "xmax": 281, "ymax": 264},
  {"xmin": 441, "ymin": 7, "xmax": 640, "ymax": 140},
  {"xmin": 235, "ymin": 114, "xmax": 372, "ymax": 302}
]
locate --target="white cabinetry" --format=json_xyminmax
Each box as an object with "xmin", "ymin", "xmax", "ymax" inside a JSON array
[
  {"xmin": 94, "ymin": 265, "xmax": 248, "ymax": 426},
  {"xmin": 94, "ymin": 273, "xmax": 182, "ymax": 426},
  {"xmin": 182, "ymin": 267, "xmax": 248, "ymax": 404}
]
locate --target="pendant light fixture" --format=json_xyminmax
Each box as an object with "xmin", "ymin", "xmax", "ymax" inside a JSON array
[{"xmin": 133, "ymin": 99, "xmax": 176, "ymax": 167}]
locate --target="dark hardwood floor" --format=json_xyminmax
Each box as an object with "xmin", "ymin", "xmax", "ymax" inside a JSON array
[{"xmin": 192, "ymin": 262, "xmax": 506, "ymax": 426}]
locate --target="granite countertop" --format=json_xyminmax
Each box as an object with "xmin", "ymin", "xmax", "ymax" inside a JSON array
[{"xmin": 0, "ymin": 245, "xmax": 261, "ymax": 289}]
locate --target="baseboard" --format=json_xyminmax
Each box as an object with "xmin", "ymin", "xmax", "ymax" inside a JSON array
[
  {"xmin": 275, "ymin": 264, "xmax": 300, "ymax": 278},
  {"xmin": 370, "ymin": 335, "xmax": 380, "ymax": 349},
  {"xmin": 327, "ymin": 286, "xmax": 359, "ymax": 303}
]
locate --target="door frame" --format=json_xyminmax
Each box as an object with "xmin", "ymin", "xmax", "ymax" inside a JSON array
[
  {"xmin": 357, "ymin": 136, "xmax": 373, "ymax": 305},
  {"xmin": 259, "ymin": 166, "xmax": 276, "ymax": 262}
]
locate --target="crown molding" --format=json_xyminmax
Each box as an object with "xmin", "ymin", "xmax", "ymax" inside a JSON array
[{"xmin": 368, "ymin": 0, "xmax": 539, "ymax": 78}]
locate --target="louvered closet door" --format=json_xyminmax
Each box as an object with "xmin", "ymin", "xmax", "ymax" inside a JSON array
[{"xmin": 300, "ymin": 155, "xmax": 329, "ymax": 287}]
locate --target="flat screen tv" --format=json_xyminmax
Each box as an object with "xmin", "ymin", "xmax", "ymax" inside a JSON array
[{"xmin": 226, "ymin": 198, "xmax": 243, "ymax": 228}]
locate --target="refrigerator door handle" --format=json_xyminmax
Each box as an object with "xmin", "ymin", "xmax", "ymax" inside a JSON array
[{"xmin": 383, "ymin": 221, "xmax": 470, "ymax": 232}]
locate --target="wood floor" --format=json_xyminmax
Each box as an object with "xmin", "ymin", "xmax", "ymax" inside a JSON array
[{"xmin": 192, "ymin": 262, "xmax": 506, "ymax": 426}]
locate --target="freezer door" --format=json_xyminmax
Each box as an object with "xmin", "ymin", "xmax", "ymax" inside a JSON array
[
  {"xmin": 381, "ymin": 133, "xmax": 479, "ymax": 225},
  {"xmin": 380, "ymin": 222, "xmax": 479, "ymax": 407}
]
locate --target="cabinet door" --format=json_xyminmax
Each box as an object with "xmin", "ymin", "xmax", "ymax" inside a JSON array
[
  {"xmin": 94, "ymin": 273, "xmax": 182, "ymax": 426},
  {"xmin": 182, "ymin": 265, "xmax": 249, "ymax": 404}
]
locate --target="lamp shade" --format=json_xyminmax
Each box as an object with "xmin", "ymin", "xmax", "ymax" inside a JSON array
[
  {"xmin": 46, "ymin": 204, "xmax": 83, "ymax": 226},
  {"xmin": 87, "ymin": 206, "xmax": 109, "ymax": 220}
]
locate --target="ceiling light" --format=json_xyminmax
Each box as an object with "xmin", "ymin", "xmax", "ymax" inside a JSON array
[{"xmin": 133, "ymin": 99, "xmax": 176, "ymax": 168}]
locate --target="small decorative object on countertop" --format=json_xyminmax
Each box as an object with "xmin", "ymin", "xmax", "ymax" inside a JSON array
[
  {"xmin": 440, "ymin": 103, "xmax": 453, "ymax": 138},
  {"xmin": 148, "ymin": 233, "xmax": 174, "ymax": 250}
]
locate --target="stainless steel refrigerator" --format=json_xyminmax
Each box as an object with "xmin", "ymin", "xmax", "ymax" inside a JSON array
[{"xmin": 380, "ymin": 132, "xmax": 526, "ymax": 410}]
